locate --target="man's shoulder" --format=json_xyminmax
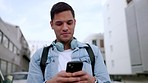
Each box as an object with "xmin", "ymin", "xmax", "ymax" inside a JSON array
[
  {"xmin": 31, "ymin": 47, "xmax": 44, "ymax": 60},
  {"xmin": 85, "ymin": 43, "xmax": 101, "ymax": 54},
  {"xmin": 77, "ymin": 41, "xmax": 99, "ymax": 48},
  {"xmin": 88, "ymin": 44, "xmax": 99, "ymax": 49}
]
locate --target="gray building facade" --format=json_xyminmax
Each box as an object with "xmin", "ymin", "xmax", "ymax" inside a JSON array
[
  {"xmin": 0, "ymin": 17, "xmax": 30, "ymax": 75},
  {"xmin": 125, "ymin": 0, "xmax": 148, "ymax": 73},
  {"xmin": 104, "ymin": 0, "xmax": 148, "ymax": 82}
]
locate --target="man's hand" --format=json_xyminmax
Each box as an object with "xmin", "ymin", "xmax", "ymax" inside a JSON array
[
  {"xmin": 71, "ymin": 71, "xmax": 96, "ymax": 83},
  {"xmin": 46, "ymin": 70, "xmax": 95, "ymax": 83},
  {"xmin": 46, "ymin": 70, "xmax": 80, "ymax": 83}
]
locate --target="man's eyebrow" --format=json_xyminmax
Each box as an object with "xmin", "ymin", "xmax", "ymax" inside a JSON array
[
  {"xmin": 54, "ymin": 20, "xmax": 73, "ymax": 23},
  {"xmin": 67, "ymin": 20, "xmax": 73, "ymax": 21},
  {"xmin": 55, "ymin": 20, "xmax": 62, "ymax": 22}
]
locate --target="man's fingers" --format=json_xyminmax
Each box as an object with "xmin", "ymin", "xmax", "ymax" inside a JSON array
[
  {"xmin": 57, "ymin": 71, "xmax": 72, "ymax": 77},
  {"xmin": 72, "ymin": 71, "xmax": 87, "ymax": 76}
]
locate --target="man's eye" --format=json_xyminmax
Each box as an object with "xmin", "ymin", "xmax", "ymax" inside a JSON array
[
  {"xmin": 55, "ymin": 22, "xmax": 63, "ymax": 26},
  {"xmin": 67, "ymin": 20, "xmax": 73, "ymax": 25}
]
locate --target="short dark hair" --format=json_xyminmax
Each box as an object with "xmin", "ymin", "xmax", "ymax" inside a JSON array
[{"xmin": 50, "ymin": 2, "xmax": 75, "ymax": 20}]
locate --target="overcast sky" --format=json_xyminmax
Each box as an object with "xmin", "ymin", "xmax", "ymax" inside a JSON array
[{"xmin": 0, "ymin": 0, "xmax": 105, "ymax": 42}]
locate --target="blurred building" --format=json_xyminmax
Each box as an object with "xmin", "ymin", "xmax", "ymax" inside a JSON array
[
  {"xmin": 83, "ymin": 33, "xmax": 105, "ymax": 62},
  {"xmin": 103, "ymin": 0, "xmax": 148, "ymax": 82},
  {"xmin": 0, "ymin": 17, "xmax": 30, "ymax": 75}
]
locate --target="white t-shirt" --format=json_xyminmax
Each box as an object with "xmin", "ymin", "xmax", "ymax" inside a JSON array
[{"xmin": 58, "ymin": 49, "xmax": 73, "ymax": 72}]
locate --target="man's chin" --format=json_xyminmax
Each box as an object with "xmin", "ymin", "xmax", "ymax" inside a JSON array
[{"xmin": 61, "ymin": 37, "xmax": 73, "ymax": 42}]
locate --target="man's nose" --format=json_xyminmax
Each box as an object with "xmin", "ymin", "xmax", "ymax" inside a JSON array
[{"xmin": 62, "ymin": 23, "xmax": 68, "ymax": 31}]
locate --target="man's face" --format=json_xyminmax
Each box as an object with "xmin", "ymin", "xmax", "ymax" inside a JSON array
[{"xmin": 50, "ymin": 10, "xmax": 76, "ymax": 43}]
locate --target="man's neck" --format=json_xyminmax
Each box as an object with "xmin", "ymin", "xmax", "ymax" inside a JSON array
[{"xmin": 63, "ymin": 41, "xmax": 71, "ymax": 50}]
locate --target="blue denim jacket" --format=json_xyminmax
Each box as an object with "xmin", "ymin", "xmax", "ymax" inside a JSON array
[{"xmin": 27, "ymin": 41, "xmax": 111, "ymax": 83}]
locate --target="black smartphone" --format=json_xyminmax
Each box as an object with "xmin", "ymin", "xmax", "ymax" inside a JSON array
[{"xmin": 66, "ymin": 61, "xmax": 83, "ymax": 73}]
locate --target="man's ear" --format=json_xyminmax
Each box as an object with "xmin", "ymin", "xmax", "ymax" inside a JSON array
[
  {"xmin": 74, "ymin": 19, "xmax": 76, "ymax": 26},
  {"xmin": 74, "ymin": 19, "xmax": 76, "ymax": 25},
  {"xmin": 50, "ymin": 21, "xmax": 53, "ymax": 29}
]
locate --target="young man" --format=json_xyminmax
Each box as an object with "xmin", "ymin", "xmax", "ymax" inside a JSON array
[{"xmin": 27, "ymin": 2, "xmax": 111, "ymax": 83}]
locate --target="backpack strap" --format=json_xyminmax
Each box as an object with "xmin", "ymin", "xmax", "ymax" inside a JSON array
[
  {"xmin": 40, "ymin": 45, "xmax": 52, "ymax": 81},
  {"xmin": 85, "ymin": 43, "xmax": 95, "ymax": 76}
]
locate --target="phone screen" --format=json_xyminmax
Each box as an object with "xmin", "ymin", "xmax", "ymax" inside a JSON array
[{"xmin": 66, "ymin": 61, "xmax": 83, "ymax": 73}]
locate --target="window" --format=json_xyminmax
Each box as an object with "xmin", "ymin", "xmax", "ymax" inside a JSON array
[
  {"xmin": 100, "ymin": 39, "xmax": 104, "ymax": 48},
  {"xmin": 92, "ymin": 40, "xmax": 97, "ymax": 46},
  {"xmin": 0, "ymin": 31, "xmax": 2, "ymax": 44},
  {"xmin": 9, "ymin": 42, "xmax": 14, "ymax": 52},
  {"xmin": 109, "ymin": 31, "xmax": 112, "ymax": 38},
  {"xmin": 13, "ymin": 46, "xmax": 17, "ymax": 54},
  {"xmin": 110, "ymin": 45, "xmax": 113, "ymax": 52},
  {"xmin": 111, "ymin": 60, "xmax": 115, "ymax": 67},
  {"xmin": 2, "ymin": 35, "xmax": 9, "ymax": 48},
  {"xmin": 126, "ymin": 0, "xmax": 132, "ymax": 4},
  {"xmin": 1, "ymin": 60, "xmax": 7, "ymax": 75},
  {"xmin": 12, "ymin": 64, "xmax": 17, "ymax": 72},
  {"xmin": 107, "ymin": 17, "xmax": 111, "ymax": 24},
  {"xmin": 7, "ymin": 62, "xmax": 12, "ymax": 74},
  {"xmin": 106, "ymin": 4, "xmax": 110, "ymax": 11}
]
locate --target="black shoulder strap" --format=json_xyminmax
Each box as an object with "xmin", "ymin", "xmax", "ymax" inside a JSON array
[
  {"xmin": 85, "ymin": 43, "xmax": 95, "ymax": 76},
  {"xmin": 40, "ymin": 45, "xmax": 52, "ymax": 80}
]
